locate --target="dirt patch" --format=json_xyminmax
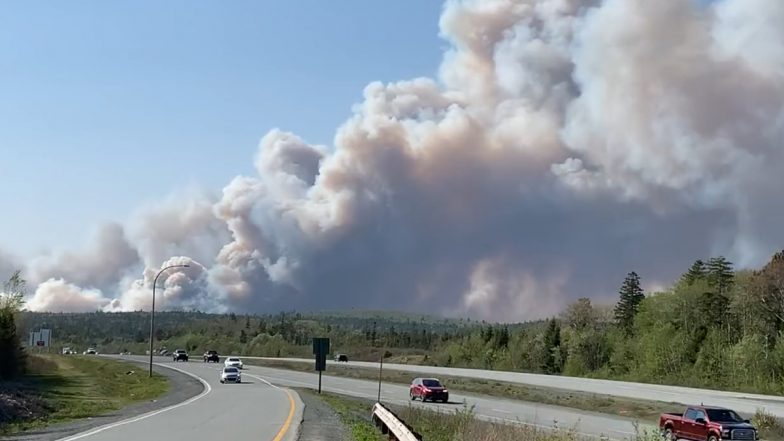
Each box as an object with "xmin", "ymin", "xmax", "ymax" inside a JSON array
[
  {"xmin": 296, "ymin": 388, "xmax": 349, "ymax": 441},
  {"xmin": 0, "ymin": 385, "xmax": 52, "ymax": 427}
]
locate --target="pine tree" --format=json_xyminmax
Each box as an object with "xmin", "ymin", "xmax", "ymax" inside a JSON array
[
  {"xmin": 542, "ymin": 318, "xmax": 562, "ymax": 374},
  {"xmin": 239, "ymin": 329, "xmax": 248, "ymax": 344},
  {"xmin": 707, "ymin": 256, "xmax": 734, "ymax": 295},
  {"xmin": 682, "ymin": 260, "xmax": 707, "ymax": 285},
  {"xmin": 0, "ymin": 271, "xmax": 27, "ymax": 380},
  {"xmin": 614, "ymin": 271, "xmax": 645, "ymax": 334}
]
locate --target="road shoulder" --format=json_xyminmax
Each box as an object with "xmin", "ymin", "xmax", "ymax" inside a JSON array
[
  {"xmin": 3, "ymin": 361, "xmax": 203, "ymax": 441},
  {"xmin": 295, "ymin": 388, "xmax": 349, "ymax": 441}
]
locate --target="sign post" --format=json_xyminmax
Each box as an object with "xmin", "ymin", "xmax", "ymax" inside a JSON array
[{"xmin": 312, "ymin": 337, "xmax": 330, "ymax": 394}]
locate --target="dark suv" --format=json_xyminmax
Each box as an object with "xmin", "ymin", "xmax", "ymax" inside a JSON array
[
  {"xmin": 203, "ymin": 350, "xmax": 220, "ymax": 363},
  {"xmin": 172, "ymin": 349, "xmax": 189, "ymax": 362}
]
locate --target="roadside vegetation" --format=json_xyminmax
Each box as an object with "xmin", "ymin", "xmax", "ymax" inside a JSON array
[
  {"xmin": 1, "ymin": 354, "xmax": 169, "ymax": 435},
  {"xmin": 21, "ymin": 250, "xmax": 784, "ymax": 397},
  {"xmin": 314, "ymin": 392, "xmax": 660, "ymax": 441}
]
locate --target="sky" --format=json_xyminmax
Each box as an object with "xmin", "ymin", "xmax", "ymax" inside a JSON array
[
  {"xmin": 0, "ymin": 0, "xmax": 444, "ymax": 256},
  {"xmin": 2, "ymin": 0, "xmax": 783, "ymax": 321}
]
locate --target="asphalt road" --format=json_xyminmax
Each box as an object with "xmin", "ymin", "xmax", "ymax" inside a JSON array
[
  {"xmin": 56, "ymin": 357, "xmax": 302, "ymax": 441},
  {"xmin": 233, "ymin": 360, "xmax": 647, "ymax": 439},
  {"xmin": 252, "ymin": 356, "xmax": 784, "ymax": 418}
]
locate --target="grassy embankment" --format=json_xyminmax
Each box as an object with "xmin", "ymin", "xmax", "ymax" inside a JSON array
[
  {"xmin": 312, "ymin": 391, "xmax": 661, "ymax": 441},
  {"xmin": 0, "ymin": 354, "xmax": 169, "ymax": 435},
  {"xmin": 247, "ymin": 358, "xmax": 676, "ymax": 421}
]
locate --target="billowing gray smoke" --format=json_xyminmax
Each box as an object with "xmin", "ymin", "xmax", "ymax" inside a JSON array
[{"xmin": 14, "ymin": 0, "xmax": 784, "ymax": 321}]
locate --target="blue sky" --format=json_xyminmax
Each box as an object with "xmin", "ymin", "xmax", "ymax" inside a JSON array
[{"xmin": 0, "ymin": 1, "xmax": 445, "ymax": 257}]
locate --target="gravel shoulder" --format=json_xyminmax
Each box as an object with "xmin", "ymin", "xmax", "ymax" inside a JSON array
[
  {"xmin": 3, "ymin": 360, "xmax": 203, "ymax": 441},
  {"xmin": 295, "ymin": 389, "xmax": 348, "ymax": 441}
]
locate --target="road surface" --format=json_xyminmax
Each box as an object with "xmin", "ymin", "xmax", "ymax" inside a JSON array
[
  {"xmin": 251, "ymin": 357, "xmax": 784, "ymax": 417},
  {"xmin": 245, "ymin": 362, "xmax": 647, "ymax": 439},
  {"xmin": 59, "ymin": 357, "xmax": 301, "ymax": 441}
]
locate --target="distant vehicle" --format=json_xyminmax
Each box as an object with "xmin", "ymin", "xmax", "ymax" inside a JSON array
[
  {"xmin": 172, "ymin": 349, "xmax": 189, "ymax": 362},
  {"xmin": 334, "ymin": 353, "xmax": 349, "ymax": 362},
  {"xmin": 219, "ymin": 367, "xmax": 241, "ymax": 384},
  {"xmin": 224, "ymin": 357, "xmax": 243, "ymax": 369},
  {"xmin": 409, "ymin": 377, "xmax": 449, "ymax": 403},
  {"xmin": 62, "ymin": 347, "xmax": 72, "ymax": 355},
  {"xmin": 84, "ymin": 348, "xmax": 97, "ymax": 355},
  {"xmin": 119, "ymin": 350, "xmax": 131, "ymax": 355},
  {"xmin": 203, "ymin": 350, "xmax": 220, "ymax": 363},
  {"xmin": 660, "ymin": 406, "xmax": 758, "ymax": 441}
]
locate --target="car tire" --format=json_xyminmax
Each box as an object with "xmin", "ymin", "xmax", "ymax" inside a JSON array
[
  {"xmin": 708, "ymin": 435, "xmax": 718, "ymax": 441},
  {"xmin": 410, "ymin": 391, "xmax": 416, "ymax": 401},
  {"xmin": 663, "ymin": 428, "xmax": 675, "ymax": 441}
]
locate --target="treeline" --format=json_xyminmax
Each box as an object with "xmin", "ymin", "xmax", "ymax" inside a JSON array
[
  {"xmin": 435, "ymin": 252, "xmax": 784, "ymax": 394},
  {"xmin": 20, "ymin": 309, "xmax": 486, "ymax": 361},
  {"xmin": 0, "ymin": 272, "xmax": 27, "ymax": 380},
  {"xmin": 20, "ymin": 250, "xmax": 784, "ymax": 394}
]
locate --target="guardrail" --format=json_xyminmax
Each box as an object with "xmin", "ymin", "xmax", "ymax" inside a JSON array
[{"xmin": 371, "ymin": 402, "xmax": 422, "ymax": 440}]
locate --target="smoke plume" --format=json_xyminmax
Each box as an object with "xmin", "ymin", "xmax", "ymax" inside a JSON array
[{"xmin": 15, "ymin": 0, "xmax": 784, "ymax": 321}]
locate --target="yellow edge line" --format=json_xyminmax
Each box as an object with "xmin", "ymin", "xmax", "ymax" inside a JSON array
[{"xmin": 272, "ymin": 389, "xmax": 296, "ymax": 441}]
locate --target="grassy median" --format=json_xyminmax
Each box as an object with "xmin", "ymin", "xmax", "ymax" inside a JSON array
[
  {"xmin": 312, "ymin": 392, "xmax": 659, "ymax": 441},
  {"xmin": 246, "ymin": 359, "xmax": 676, "ymax": 422},
  {"xmin": 0, "ymin": 354, "xmax": 169, "ymax": 435}
]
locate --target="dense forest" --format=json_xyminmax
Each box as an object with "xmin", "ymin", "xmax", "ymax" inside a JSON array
[{"xmin": 18, "ymin": 249, "xmax": 784, "ymax": 395}]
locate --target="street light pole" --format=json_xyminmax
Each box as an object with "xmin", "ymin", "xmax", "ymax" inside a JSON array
[{"xmin": 148, "ymin": 264, "xmax": 189, "ymax": 377}]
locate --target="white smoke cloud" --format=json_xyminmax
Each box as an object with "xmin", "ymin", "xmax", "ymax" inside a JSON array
[
  {"xmin": 26, "ymin": 279, "xmax": 113, "ymax": 313},
  {"xmin": 18, "ymin": 0, "xmax": 784, "ymax": 320}
]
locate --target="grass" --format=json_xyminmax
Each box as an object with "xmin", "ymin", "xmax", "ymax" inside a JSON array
[
  {"xmin": 312, "ymin": 391, "xmax": 663, "ymax": 441},
  {"xmin": 310, "ymin": 391, "xmax": 385, "ymax": 441},
  {"xmin": 0, "ymin": 354, "xmax": 169, "ymax": 435},
  {"xmin": 245, "ymin": 359, "xmax": 677, "ymax": 422}
]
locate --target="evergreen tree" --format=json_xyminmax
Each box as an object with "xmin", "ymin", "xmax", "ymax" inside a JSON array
[
  {"xmin": 497, "ymin": 326, "xmax": 510, "ymax": 349},
  {"xmin": 682, "ymin": 260, "xmax": 707, "ymax": 285},
  {"xmin": 707, "ymin": 256, "xmax": 734, "ymax": 295},
  {"xmin": 239, "ymin": 329, "xmax": 248, "ymax": 344},
  {"xmin": 614, "ymin": 271, "xmax": 645, "ymax": 334},
  {"xmin": 542, "ymin": 318, "xmax": 562, "ymax": 374},
  {"xmin": 245, "ymin": 315, "xmax": 251, "ymax": 329},
  {"xmin": 0, "ymin": 271, "xmax": 27, "ymax": 380}
]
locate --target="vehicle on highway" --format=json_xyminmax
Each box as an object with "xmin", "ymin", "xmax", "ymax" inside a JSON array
[
  {"xmin": 334, "ymin": 353, "xmax": 349, "ymax": 362},
  {"xmin": 660, "ymin": 406, "xmax": 758, "ymax": 441},
  {"xmin": 203, "ymin": 350, "xmax": 220, "ymax": 363},
  {"xmin": 172, "ymin": 349, "xmax": 189, "ymax": 362},
  {"xmin": 219, "ymin": 366, "xmax": 242, "ymax": 383},
  {"xmin": 409, "ymin": 377, "xmax": 449, "ymax": 402},
  {"xmin": 84, "ymin": 348, "xmax": 97, "ymax": 355},
  {"xmin": 224, "ymin": 357, "xmax": 243, "ymax": 369},
  {"xmin": 62, "ymin": 347, "xmax": 72, "ymax": 355}
]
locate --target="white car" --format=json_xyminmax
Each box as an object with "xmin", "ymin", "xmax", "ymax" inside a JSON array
[
  {"xmin": 224, "ymin": 357, "xmax": 244, "ymax": 369},
  {"xmin": 219, "ymin": 367, "xmax": 241, "ymax": 383}
]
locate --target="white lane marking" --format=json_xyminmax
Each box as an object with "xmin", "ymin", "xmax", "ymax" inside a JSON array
[{"xmin": 58, "ymin": 363, "xmax": 212, "ymax": 441}]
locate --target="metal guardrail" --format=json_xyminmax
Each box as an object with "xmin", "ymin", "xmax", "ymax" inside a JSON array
[{"xmin": 371, "ymin": 402, "xmax": 422, "ymax": 441}]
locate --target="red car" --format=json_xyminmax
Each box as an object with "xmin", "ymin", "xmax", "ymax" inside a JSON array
[{"xmin": 409, "ymin": 377, "xmax": 449, "ymax": 403}]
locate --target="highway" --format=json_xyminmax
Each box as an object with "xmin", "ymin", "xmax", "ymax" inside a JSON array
[
  {"xmin": 58, "ymin": 358, "xmax": 302, "ymax": 441},
  {"xmin": 245, "ymin": 362, "xmax": 646, "ymax": 439},
  {"xmin": 63, "ymin": 355, "xmax": 649, "ymax": 440},
  {"xmin": 253, "ymin": 357, "xmax": 784, "ymax": 417}
]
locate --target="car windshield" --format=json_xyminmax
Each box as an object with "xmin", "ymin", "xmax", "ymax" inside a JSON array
[
  {"xmin": 423, "ymin": 379, "xmax": 442, "ymax": 387},
  {"xmin": 228, "ymin": 358, "xmax": 239, "ymax": 361},
  {"xmin": 707, "ymin": 409, "xmax": 744, "ymax": 422},
  {"xmin": 224, "ymin": 368, "xmax": 238, "ymax": 373}
]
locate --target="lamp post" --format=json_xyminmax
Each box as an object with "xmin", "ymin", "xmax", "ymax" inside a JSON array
[{"xmin": 149, "ymin": 264, "xmax": 190, "ymax": 377}]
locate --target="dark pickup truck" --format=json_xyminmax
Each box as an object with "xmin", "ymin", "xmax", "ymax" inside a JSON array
[
  {"xmin": 660, "ymin": 406, "xmax": 758, "ymax": 441},
  {"xmin": 203, "ymin": 350, "xmax": 220, "ymax": 363}
]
